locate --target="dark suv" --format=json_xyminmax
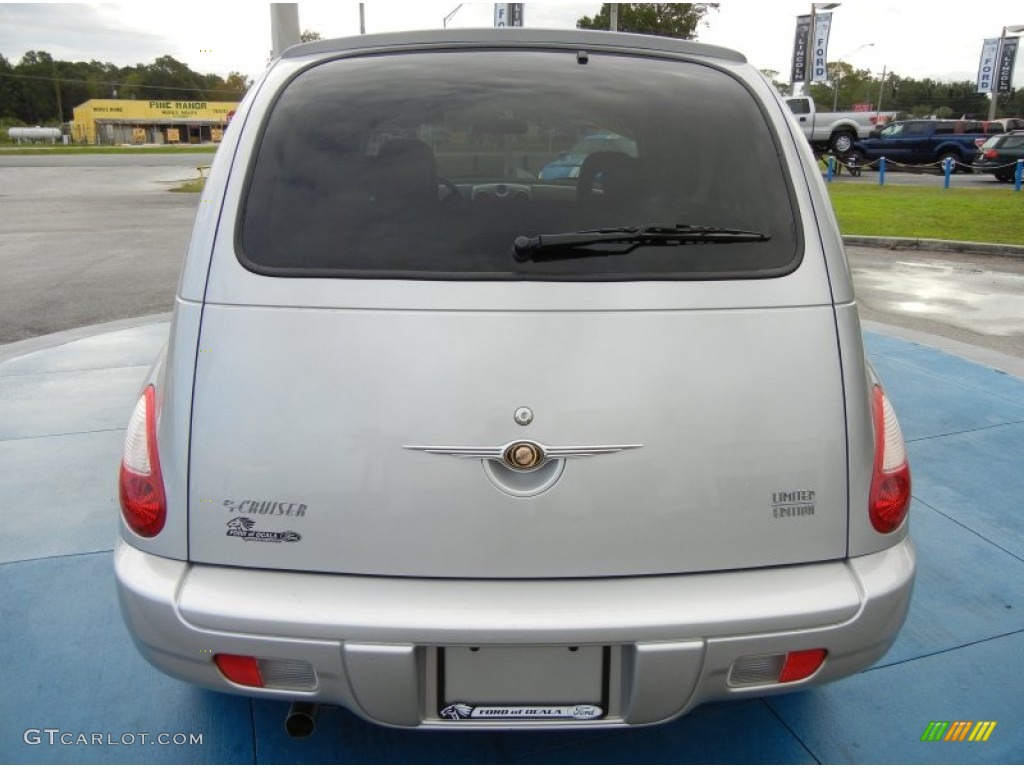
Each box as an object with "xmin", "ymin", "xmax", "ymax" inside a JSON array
[{"xmin": 973, "ymin": 130, "xmax": 1024, "ymax": 182}]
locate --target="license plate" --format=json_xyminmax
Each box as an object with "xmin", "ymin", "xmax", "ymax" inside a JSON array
[{"xmin": 437, "ymin": 645, "xmax": 609, "ymax": 722}]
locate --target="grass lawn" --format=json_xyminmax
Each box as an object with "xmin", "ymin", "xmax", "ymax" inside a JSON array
[{"xmin": 826, "ymin": 184, "xmax": 1023, "ymax": 245}]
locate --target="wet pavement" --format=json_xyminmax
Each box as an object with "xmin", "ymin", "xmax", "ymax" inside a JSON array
[
  {"xmin": 854, "ymin": 251, "xmax": 1024, "ymax": 336},
  {"xmin": 1, "ymin": 317, "xmax": 1022, "ymax": 764},
  {"xmin": 851, "ymin": 246, "xmax": 1024, "ymax": 360}
]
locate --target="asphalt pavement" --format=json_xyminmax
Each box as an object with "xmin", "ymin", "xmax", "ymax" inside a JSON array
[{"xmin": 3, "ymin": 155, "xmax": 1024, "ymax": 358}]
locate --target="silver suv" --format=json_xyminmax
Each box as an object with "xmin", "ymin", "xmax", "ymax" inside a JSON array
[{"xmin": 115, "ymin": 29, "xmax": 915, "ymax": 733}]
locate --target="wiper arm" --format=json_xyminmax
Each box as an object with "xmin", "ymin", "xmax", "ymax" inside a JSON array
[{"xmin": 512, "ymin": 224, "xmax": 770, "ymax": 262}]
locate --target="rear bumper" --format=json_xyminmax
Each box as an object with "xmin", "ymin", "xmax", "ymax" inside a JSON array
[
  {"xmin": 972, "ymin": 161, "xmax": 1016, "ymax": 176},
  {"xmin": 115, "ymin": 537, "xmax": 915, "ymax": 729}
]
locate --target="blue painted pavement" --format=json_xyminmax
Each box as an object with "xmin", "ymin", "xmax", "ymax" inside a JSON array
[{"xmin": 1, "ymin": 322, "xmax": 1021, "ymax": 764}]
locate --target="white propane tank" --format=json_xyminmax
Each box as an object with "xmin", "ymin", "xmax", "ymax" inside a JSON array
[{"xmin": 8, "ymin": 126, "xmax": 63, "ymax": 143}]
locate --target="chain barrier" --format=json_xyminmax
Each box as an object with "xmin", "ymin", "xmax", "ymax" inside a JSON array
[{"xmin": 822, "ymin": 154, "xmax": 1023, "ymax": 190}]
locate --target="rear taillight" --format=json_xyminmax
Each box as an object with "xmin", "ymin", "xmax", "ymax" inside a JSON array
[
  {"xmin": 778, "ymin": 648, "xmax": 828, "ymax": 683},
  {"xmin": 869, "ymin": 385, "xmax": 911, "ymax": 533},
  {"xmin": 119, "ymin": 385, "xmax": 166, "ymax": 537},
  {"xmin": 984, "ymin": 149, "xmax": 999, "ymax": 159},
  {"xmin": 212, "ymin": 655, "xmax": 318, "ymax": 690},
  {"xmin": 729, "ymin": 648, "xmax": 827, "ymax": 687},
  {"xmin": 214, "ymin": 654, "xmax": 264, "ymax": 687}
]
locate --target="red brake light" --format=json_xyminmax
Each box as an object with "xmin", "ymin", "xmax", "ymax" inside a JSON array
[
  {"xmin": 779, "ymin": 649, "xmax": 827, "ymax": 682},
  {"xmin": 119, "ymin": 385, "xmax": 167, "ymax": 537},
  {"xmin": 984, "ymin": 149, "xmax": 999, "ymax": 159},
  {"xmin": 869, "ymin": 385, "xmax": 911, "ymax": 533},
  {"xmin": 214, "ymin": 654, "xmax": 265, "ymax": 687}
]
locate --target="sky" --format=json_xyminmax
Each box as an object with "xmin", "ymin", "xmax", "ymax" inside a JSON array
[{"xmin": 1, "ymin": 0, "xmax": 1023, "ymax": 89}]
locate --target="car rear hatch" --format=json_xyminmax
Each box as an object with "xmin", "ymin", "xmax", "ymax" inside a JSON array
[{"xmin": 186, "ymin": 43, "xmax": 849, "ymax": 579}]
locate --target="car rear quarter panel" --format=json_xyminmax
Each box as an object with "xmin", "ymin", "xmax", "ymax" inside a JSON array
[{"xmin": 119, "ymin": 299, "xmax": 201, "ymax": 560}]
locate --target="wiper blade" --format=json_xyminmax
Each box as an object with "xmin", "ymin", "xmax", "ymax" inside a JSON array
[{"xmin": 512, "ymin": 224, "xmax": 770, "ymax": 262}]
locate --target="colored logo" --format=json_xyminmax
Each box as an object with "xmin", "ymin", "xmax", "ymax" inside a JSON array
[
  {"xmin": 226, "ymin": 517, "xmax": 301, "ymax": 543},
  {"xmin": 921, "ymin": 721, "xmax": 997, "ymax": 742}
]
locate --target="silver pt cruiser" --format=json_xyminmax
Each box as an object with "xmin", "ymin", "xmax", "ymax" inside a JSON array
[{"xmin": 115, "ymin": 28, "xmax": 915, "ymax": 735}]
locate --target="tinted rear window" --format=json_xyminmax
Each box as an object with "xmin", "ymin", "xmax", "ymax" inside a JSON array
[{"xmin": 240, "ymin": 50, "xmax": 799, "ymax": 280}]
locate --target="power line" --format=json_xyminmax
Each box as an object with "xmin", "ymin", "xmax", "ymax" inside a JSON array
[{"xmin": 0, "ymin": 70, "xmax": 246, "ymax": 97}]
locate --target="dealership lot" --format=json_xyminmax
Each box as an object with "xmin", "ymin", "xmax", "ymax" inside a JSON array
[{"xmin": 1, "ymin": 154, "xmax": 1022, "ymax": 762}]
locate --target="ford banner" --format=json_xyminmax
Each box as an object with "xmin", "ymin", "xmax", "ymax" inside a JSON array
[
  {"xmin": 811, "ymin": 13, "xmax": 833, "ymax": 83},
  {"xmin": 976, "ymin": 38, "xmax": 999, "ymax": 93}
]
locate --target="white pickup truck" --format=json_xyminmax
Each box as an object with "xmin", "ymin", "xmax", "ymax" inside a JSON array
[{"xmin": 785, "ymin": 96, "xmax": 896, "ymax": 154}]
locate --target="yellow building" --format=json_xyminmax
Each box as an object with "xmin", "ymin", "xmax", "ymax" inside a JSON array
[{"xmin": 70, "ymin": 99, "xmax": 239, "ymax": 145}]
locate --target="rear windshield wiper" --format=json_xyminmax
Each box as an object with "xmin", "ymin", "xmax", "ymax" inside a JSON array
[{"xmin": 512, "ymin": 224, "xmax": 770, "ymax": 262}]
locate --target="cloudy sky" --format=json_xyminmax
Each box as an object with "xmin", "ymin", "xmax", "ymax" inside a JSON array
[{"xmin": 1, "ymin": 0, "xmax": 1022, "ymax": 88}]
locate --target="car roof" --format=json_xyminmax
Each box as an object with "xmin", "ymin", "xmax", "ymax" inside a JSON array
[{"xmin": 282, "ymin": 27, "xmax": 747, "ymax": 64}]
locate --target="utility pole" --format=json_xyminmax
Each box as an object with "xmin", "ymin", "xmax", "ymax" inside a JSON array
[
  {"xmin": 875, "ymin": 65, "xmax": 886, "ymax": 121},
  {"xmin": 360, "ymin": 3, "xmax": 365, "ymax": 34},
  {"xmin": 610, "ymin": 4, "xmax": 618, "ymax": 31},
  {"xmin": 443, "ymin": 4, "xmax": 462, "ymax": 28},
  {"xmin": 270, "ymin": 4, "xmax": 301, "ymax": 58},
  {"xmin": 52, "ymin": 62, "xmax": 63, "ymax": 124}
]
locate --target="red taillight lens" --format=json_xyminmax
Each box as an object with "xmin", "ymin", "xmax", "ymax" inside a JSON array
[
  {"xmin": 778, "ymin": 649, "xmax": 827, "ymax": 683},
  {"xmin": 869, "ymin": 385, "xmax": 911, "ymax": 533},
  {"xmin": 119, "ymin": 385, "xmax": 166, "ymax": 537},
  {"xmin": 984, "ymin": 149, "xmax": 999, "ymax": 159},
  {"xmin": 214, "ymin": 654, "xmax": 265, "ymax": 687}
]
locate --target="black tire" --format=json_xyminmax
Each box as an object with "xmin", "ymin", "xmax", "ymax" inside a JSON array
[
  {"xmin": 830, "ymin": 131, "xmax": 856, "ymax": 155},
  {"xmin": 994, "ymin": 170, "xmax": 1014, "ymax": 183},
  {"xmin": 937, "ymin": 152, "xmax": 960, "ymax": 175}
]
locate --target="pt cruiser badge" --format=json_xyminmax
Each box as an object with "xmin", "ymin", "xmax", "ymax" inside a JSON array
[{"xmin": 403, "ymin": 440, "xmax": 642, "ymax": 472}]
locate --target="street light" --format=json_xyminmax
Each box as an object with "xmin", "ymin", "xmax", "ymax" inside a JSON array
[
  {"xmin": 806, "ymin": 3, "xmax": 841, "ymax": 89},
  {"xmin": 988, "ymin": 24, "xmax": 1024, "ymax": 120},
  {"xmin": 831, "ymin": 43, "xmax": 874, "ymax": 111},
  {"xmin": 443, "ymin": 3, "xmax": 463, "ymax": 28}
]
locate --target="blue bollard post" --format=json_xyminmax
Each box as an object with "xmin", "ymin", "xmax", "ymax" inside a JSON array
[
  {"xmin": 879, "ymin": 157, "xmax": 886, "ymax": 186},
  {"xmin": 827, "ymin": 155, "xmax": 834, "ymax": 182},
  {"xmin": 1016, "ymin": 159, "xmax": 1023, "ymax": 193},
  {"xmin": 943, "ymin": 157, "xmax": 953, "ymax": 188}
]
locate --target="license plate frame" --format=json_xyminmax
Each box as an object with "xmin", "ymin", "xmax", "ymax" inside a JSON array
[{"xmin": 434, "ymin": 645, "xmax": 611, "ymax": 723}]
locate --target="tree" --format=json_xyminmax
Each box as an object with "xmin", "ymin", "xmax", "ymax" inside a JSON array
[
  {"xmin": 12, "ymin": 50, "xmax": 58, "ymax": 123},
  {"xmin": 300, "ymin": 29, "xmax": 321, "ymax": 42},
  {"xmin": 805, "ymin": 62, "xmax": 874, "ymax": 112},
  {"xmin": 577, "ymin": 3, "xmax": 718, "ymax": 39},
  {"xmin": 219, "ymin": 72, "xmax": 253, "ymax": 100},
  {"xmin": 760, "ymin": 69, "xmax": 790, "ymax": 95},
  {"xmin": 0, "ymin": 54, "xmax": 25, "ymax": 130},
  {"xmin": 1003, "ymin": 88, "xmax": 1024, "ymax": 119},
  {"xmin": 0, "ymin": 51, "xmax": 249, "ymax": 126}
]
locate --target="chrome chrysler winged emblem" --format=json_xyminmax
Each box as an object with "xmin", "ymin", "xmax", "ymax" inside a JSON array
[{"xmin": 403, "ymin": 440, "xmax": 642, "ymax": 472}]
